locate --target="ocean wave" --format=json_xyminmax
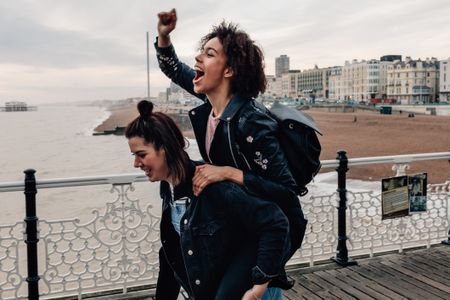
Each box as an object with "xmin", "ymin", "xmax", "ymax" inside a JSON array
[{"xmin": 82, "ymin": 107, "xmax": 111, "ymax": 136}]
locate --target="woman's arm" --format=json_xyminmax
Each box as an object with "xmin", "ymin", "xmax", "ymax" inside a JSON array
[{"xmin": 155, "ymin": 9, "xmax": 206, "ymax": 101}]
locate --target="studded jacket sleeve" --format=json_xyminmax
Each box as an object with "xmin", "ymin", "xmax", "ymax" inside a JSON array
[{"xmin": 154, "ymin": 38, "xmax": 207, "ymax": 102}]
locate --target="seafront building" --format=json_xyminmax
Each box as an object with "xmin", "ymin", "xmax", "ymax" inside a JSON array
[
  {"xmin": 296, "ymin": 66, "xmax": 341, "ymax": 99},
  {"xmin": 281, "ymin": 70, "xmax": 301, "ymax": 98},
  {"xmin": 265, "ymin": 75, "xmax": 282, "ymax": 98},
  {"xmin": 275, "ymin": 54, "xmax": 290, "ymax": 77},
  {"xmin": 440, "ymin": 58, "xmax": 450, "ymax": 102},
  {"xmin": 387, "ymin": 57, "xmax": 440, "ymax": 104},
  {"xmin": 329, "ymin": 57, "xmax": 396, "ymax": 103}
]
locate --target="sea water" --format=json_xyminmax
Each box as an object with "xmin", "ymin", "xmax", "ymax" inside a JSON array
[{"xmin": 0, "ymin": 104, "xmax": 201, "ymax": 224}]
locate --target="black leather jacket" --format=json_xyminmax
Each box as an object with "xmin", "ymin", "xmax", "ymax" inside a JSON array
[
  {"xmin": 155, "ymin": 40, "xmax": 307, "ymax": 255},
  {"xmin": 156, "ymin": 161, "xmax": 290, "ymax": 300}
]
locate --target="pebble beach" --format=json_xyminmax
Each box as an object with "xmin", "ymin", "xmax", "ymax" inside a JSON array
[{"xmin": 94, "ymin": 104, "xmax": 450, "ymax": 184}]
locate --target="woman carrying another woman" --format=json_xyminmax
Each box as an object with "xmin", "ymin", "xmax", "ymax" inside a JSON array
[
  {"xmin": 155, "ymin": 9, "xmax": 307, "ymax": 299},
  {"xmin": 126, "ymin": 100, "xmax": 291, "ymax": 300}
]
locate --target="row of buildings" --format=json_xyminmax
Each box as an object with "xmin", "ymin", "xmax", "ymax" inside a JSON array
[{"xmin": 266, "ymin": 55, "xmax": 450, "ymax": 104}]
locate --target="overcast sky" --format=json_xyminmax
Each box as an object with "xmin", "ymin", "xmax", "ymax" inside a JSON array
[{"xmin": 1, "ymin": 0, "xmax": 449, "ymax": 104}]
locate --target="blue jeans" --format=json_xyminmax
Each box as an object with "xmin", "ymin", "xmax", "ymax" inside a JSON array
[{"xmin": 262, "ymin": 287, "xmax": 282, "ymax": 300}]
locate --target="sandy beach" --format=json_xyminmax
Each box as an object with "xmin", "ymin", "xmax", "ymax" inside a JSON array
[{"xmin": 95, "ymin": 105, "xmax": 450, "ymax": 184}]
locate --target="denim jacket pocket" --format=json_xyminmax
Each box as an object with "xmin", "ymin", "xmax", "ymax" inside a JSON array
[{"xmin": 192, "ymin": 221, "xmax": 228, "ymax": 262}]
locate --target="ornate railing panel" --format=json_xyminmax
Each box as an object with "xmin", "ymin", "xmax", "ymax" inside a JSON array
[
  {"xmin": 37, "ymin": 183, "xmax": 162, "ymax": 299},
  {"xmin": 1, "ymin": 151, "xmax": 449, "ymax": 299},
  {"xmin": 346, "ymin": 182, "xmax": 450, "ymax": 256},
  {"xmin": 1, "ymin": 182, "xmax": 162, "ymax": 299},
  {"xmin": 0, "ymin": 222, "xmax": 27, "ymax": 300},
  {"xmin": 289, "ymin": 192, "xmax": 339, "ymax": 266}
]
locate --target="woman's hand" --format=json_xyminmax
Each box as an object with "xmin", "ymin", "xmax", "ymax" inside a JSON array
[
  {"xmin": 157, "ymin": 8, "xmax": 177, "ymax": 46},
  {"xmin": 192, "ymin": 164, "xmax": 243, "ymax": 196},
  {"xmin": 242, "ymin": 283, "xmax": 268, "ymax": 300}
]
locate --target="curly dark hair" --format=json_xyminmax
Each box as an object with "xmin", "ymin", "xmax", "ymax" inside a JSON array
[{"xmin": 200, "ymin": 21, "xmax": 266, "ymax": 99}]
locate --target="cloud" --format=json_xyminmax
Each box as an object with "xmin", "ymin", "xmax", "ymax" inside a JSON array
[
  {"xmin": 1, "ymin": 0, "xmax": 450, "ymax": 102},
  {"xmin": 0, "ymin": 8, "xmax": 143, "ymax": 68}
]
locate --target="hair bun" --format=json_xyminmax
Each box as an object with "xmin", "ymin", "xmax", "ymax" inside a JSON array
[{"xmin": 137, "ymin": 100, "xmax": 154, "ymax": 118}]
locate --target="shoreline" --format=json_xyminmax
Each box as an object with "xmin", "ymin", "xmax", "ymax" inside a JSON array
[{"xmin": 94, "ymin": 103, "xmax": 450, "ymax": 183}]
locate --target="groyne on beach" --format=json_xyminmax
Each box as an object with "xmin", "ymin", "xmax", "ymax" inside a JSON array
[{"xmin": 94, "ymin": 103, "xmax": 450, "ymax": 183}]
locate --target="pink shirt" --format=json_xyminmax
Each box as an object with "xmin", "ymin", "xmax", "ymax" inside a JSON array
[{"xmin": 205, "ymin": 110, "xmax": 221, "ymax": 157}]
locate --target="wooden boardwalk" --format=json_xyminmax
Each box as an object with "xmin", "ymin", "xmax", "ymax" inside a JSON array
[
  {"xmin": 87, "ymin": 245, "xmax": 450, "ymax": 299},
  {"xmin": 284, "ymin": 245, "xmax": 450, "ymax": 300}
]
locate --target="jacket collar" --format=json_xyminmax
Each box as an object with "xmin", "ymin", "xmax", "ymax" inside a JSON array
[
  {"xmin": 160, "ymin": 160, "xmax": 197, "ymax": 201},
  {"xmin": 218, "ymin": 94, "xmax": 249, "ymax": 122}
]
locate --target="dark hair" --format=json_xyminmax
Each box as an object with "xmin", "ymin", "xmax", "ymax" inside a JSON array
[
  {"xmin": 125, "ymin": 100, "xmax": 189, "ymax": 185},
  {"xmin": 200, "ymin": 21, "xmax": 266, "ymax": 99}
]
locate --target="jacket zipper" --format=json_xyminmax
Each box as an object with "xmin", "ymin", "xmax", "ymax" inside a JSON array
[
  {"xmin": 206, "ymin": 137, "xmax": 213, "ymax": 164},
  {"xmin": 227, "ymin": 121, "xmax": 239, "ymax": 168},
  {"xmin": 236, "ymin": 144, "xmax": 252, "ymax": 171}
]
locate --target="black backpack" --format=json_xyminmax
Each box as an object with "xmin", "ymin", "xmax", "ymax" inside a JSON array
[{"xmin": 269, "ymin": 101, "xmax": 322, "ymax": 196}]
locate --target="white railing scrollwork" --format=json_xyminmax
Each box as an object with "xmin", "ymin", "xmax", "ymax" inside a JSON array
[{"xmin": 1, "ymin": 151, "xmax": 449, "ymax": 299}]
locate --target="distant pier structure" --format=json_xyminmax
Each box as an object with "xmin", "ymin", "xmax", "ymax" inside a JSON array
[{"xmin": 0, "ymin": 101, "xmax": 37, "ymax": 112}]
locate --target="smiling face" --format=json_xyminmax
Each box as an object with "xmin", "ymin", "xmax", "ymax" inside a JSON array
[
  {"xmin": 193, "ymin": 37, "xmax": 233, "ymax": 96},
  {"xmin": 128, "ymin": 136, "xmax": 170, "ymax": 183}
]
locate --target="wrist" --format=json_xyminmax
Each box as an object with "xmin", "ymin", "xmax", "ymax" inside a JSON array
[
  {"xmin": 157, "ymin": 35, "xmax": 171, "ymax": 47},
  {"xmin": 225, "ymin": 166, "xmax": 243, "ymax": 185},
  {"xmin": 252, "ymin": 282, "xmax": 268, "ymax": 299}
]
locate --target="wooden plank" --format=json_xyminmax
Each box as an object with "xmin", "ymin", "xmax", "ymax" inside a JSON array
[
  {"xmin": 379, "ymin": 260, "xmax": 450, "ymax": 294},
  {"xmin": 283, "ymin": 283, "xmax": 322, "ymax": 300},
  {"xmin": 335, "ymin": 267, "xmax": 408, "ymax": 300},
  {"xmin": 384, "ymin": 256, "xmax": 450, "ymax": 287},
  {"xmin": 367, "ymin": 262, "xmax": 449, "ymax": 299},
  {"xmin": 331, "ymin": 268, "xmax": 399, "ymax": 299},
  {"xmin": 294, "ymin": 274, "xmax": 327, "ymax": 293},
  {"xmin": 352, "ymin": 264, "xmax": 439, "ymax": 299},
  {"xmin": 319, "ymin": 270, "xmax": 388, "ymax": 299},
  {"xmin": 303, "ymin": 272, "xmax": 358, "ymax": 299}
]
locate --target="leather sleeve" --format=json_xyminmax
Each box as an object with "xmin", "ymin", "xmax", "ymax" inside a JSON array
[
  {"xmin": 154, "ymin": 38, "xmax": 207, "ymax": 102},
  {"xmin": 237, "ymin": 106, "xmax": 298, "ymax": 207}
]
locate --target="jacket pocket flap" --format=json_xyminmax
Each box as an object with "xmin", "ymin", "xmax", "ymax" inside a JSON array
[{"xmin": 192, "ymin": 221, "xmax": 222, "ymax": 236}]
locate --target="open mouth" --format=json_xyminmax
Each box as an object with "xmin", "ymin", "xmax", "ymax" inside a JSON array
[
  {"xmin": 193, "ymin": 69, "xmax": 204, "ymax": 83},
  {"xmin": 142, "ymin": 168, "xmax": 151, "ymax": 177}
]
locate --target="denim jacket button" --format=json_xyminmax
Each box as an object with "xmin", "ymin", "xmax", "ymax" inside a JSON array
[
  {"xmin": 188, "ymin": 250, "xmax": 193, "ymax": 256},
  {"xmin": 195, "ymin": 279, "xmax": 201, "ymax": 285},
  {"xmin": 183, "ymin": 219, "xmax": 188, "ymax": 225}
]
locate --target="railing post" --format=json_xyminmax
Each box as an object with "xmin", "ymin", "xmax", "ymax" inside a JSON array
[
  {"xmin": 24, "ymin": 169, "xmax": 40, "ymax": 300},
  {"xmin": 443, "ymin": 150, "xmax": 450, "ymax": 245},
  {"xmin": 331, "ymin": 151, "xmax": 357, "ymax": 266}
]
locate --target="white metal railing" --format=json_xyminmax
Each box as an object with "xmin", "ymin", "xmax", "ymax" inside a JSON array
[
  {"xmin": 1, "ymin": 152, "xmax": 449, "ymax": 299},
  {"xmin": 2, "ymin": 151, "xmax": 449, "ymax": 192}
]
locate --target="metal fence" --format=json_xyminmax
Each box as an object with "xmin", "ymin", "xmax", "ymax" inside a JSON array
[{"xmin": 1, "ymin": 151, "xmax": 449, "ymax": 299}]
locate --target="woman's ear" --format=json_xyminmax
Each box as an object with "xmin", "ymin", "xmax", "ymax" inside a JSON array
[{"xmin": 224, "ymin": 67, "xmax": 233, "ymax": 78}]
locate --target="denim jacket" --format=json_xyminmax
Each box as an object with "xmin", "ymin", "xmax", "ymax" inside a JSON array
[{"xmin": 155, "ymin": 161, "xmax": 290, "ymax": 300}]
